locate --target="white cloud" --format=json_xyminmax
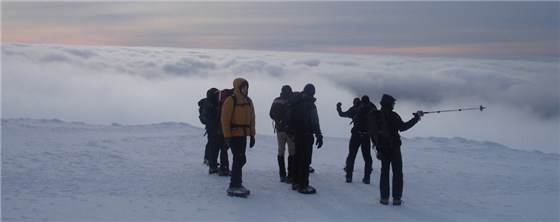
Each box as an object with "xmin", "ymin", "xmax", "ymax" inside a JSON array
[{"xmin": 2, "ymin": 43, "xmax": 559, "ymax": 153}]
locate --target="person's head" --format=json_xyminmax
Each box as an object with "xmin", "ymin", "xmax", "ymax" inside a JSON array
[
  {"xmin": 280, "ymin": 85, "xmax": 293, "ymax": 98},
  {"xmin": 361, "ymin": 95, "xmax": 370, "ymax": 104},
  {"xmin": 380, "ymin": 94, "xmax": 396, "ymax": 111},
  {"xmin": 206, "ymin": 88, "xmax": 219, "ymax": 102},
  {"xmin": 353, "ymin": 97, "xmax": 361, "ymax": 106},
  {"xmin": 302, "ymin": 83, "xmax": 315, "ymax": 97},
  {"xmin": 233, "ymin": 78, "xmax": 249, "ymax": 97}
]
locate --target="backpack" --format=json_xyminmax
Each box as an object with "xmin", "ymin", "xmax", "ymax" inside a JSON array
[
  {"xmin": 219, "ymin": 89, "xmax": 234, "ymax": 108},
  {"xmin": 218, "ymin": 89, "xmax": 234, "ymax": 126},
  {"xmin": 351, "ymin": 105, "xmax": 369, "ymax": 130},
  {"xmin": 285, "ymin": 92, "xmax": 313, "ymax": 134},
  {"xmin": 198, "ymin": 98, "xmax": 207, "ymax": 125},
  {"xmin": 218, "ymin": 89, "xmax": 253, "ymax": 132},
  {"xmin": 368, "ymin": 109, "xmax": 390, "ymax": 143},
  {"xmin": 270, "ymin": 96, "xmax": 291, "ymax": 132}
]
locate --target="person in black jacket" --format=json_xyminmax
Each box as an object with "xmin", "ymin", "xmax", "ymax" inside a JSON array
[
  {"xmin": 205, "ymin": 88, "xmax": 230, "ymax": 176},
  {"xmin": 289, "ymin": 84, "xmax": 323, "ymax": 194},
  {"xmin": 269, "ymin": 85, "xmax": 296, "ymax": 183},
  {"xmin": 337, "ymin": 96, "xmax": 376, "ymax": 184},
  {"xmin": 376, "ymin": 94, "xmax": 421, "ymax": 206}
]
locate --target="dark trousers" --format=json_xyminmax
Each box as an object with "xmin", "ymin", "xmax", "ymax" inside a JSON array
[
  {"xmin": 229, "ymin": 137, "xmax": 247, "ymax": 188},
  {"xmin": 208, "ymin": 133, "xmax": 229, "ymax": 170},
  {"xmin": 379, "ymin": 147, "xmax": 403, "ymax": 200},
  {"xmin": 345, "ymin": 133, "xmax": 373, "ymax": 177},
  {"xmin": 294, "ymin": 134, "xmax": 314, "ymax": 188},
  {"xmin": 204, "ymin": 135, "xmax": 210, "ymax": 161}
]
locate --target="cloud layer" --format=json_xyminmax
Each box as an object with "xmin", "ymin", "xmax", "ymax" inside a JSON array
[{"xmin": 2, "ymin": 43, "xmax": 559, "ymax": 153}]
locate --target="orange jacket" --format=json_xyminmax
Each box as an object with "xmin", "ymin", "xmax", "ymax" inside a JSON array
[{"xmin": 221, "ymin": 78, "xmax": 256, "ymax": 138}]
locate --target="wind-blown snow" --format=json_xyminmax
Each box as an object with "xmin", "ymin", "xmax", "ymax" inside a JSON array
[{"xmin": 2, "ymin": 119, "xmax": 558, "ymax": 221}]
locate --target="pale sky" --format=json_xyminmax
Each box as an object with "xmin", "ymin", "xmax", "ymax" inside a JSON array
[{"xmin": 3, "ymin": 2, "xmax": 559, "ymax": 59}]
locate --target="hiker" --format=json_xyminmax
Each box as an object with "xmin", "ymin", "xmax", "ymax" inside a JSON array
[
  {"xmin": 289, "ymin": 84, "xmax": 323, "ymax": 194},
  {"xmin": 221, "ymin": 78, "xmax": 256, "ymax": 197},
  {"xmin": 203, "ymin": 88, "xmax": 230, "ymax": 176},
  {"xmin": 198, "ymin": 97, "xmax": 211, "ymax": 165},
  {"xmin": 337, "ymin": 95, "xmax": 376, "ymax": 184},
  {"xmin": 269, "ymin": 85, "xmax": 296, "ymax": 183},
  {"xmin": 371, "ymin": 94, "xmax": 421, "ymax": 205}
]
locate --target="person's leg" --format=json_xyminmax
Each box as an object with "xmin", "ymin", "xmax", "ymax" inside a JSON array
[
  {"xmin": 207, "ymin": 133, "xmax": 220, "ymax": 172},
  {"xmin": 392, "ymin": 149, "xmax": 403, "ymax": 201},
  {"xmin": 293, "ymin": 134, "xmax": 303, "ymax": 189},
  {"xmin": 300, "ymin": 134, "xmax": 314, "ymax": 188},
  {"xmin": 277, "ymin": 132, "xmax": 287, "ymax": 179},
  {"xmin": 380, "ymin": 158, "xmax": 391, "ymax": 200},
  {"xmin": 229, "ymin": 137, "xmax": 247, "ymax": 188},
  {"xmin": 286, "ymin": 134, "xmax": 296, "ymax": 182},
  {"xmin": 360, "ymin": 134, "xmax": 373, "ymax": 182},
  {"xmin": 204, "ymin": 133, "xmax": 211, "ymax": 164},
  {"xmin": 345, "ymin": 133, "xmax": 360, "ymax": 181},
  {"xmin": 218, "ymin": 134, "xmax": 230, "ymax": 174}
]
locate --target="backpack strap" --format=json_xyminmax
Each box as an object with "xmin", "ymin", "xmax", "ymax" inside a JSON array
[
  {"xmin": 228, "ymin": 95, "xmax": 254, "ymax": 136},
  {"xmin": 230, "ymin": 95, "xmax": 237, "ymax": 131}
]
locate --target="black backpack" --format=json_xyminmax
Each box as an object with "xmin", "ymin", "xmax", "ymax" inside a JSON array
[
  {"xmin": 198, "ymin": 98, "xmax": 207, "ymax": 125},
  {"xmin": 270, "ymin": 97, "xmax": 292, "ymax": 132},
  {"xmin": 285, "ymin": 92, "xmax": 314, "ymax": 134},
  {"xmin": 368, "ymin": 109, "xmax": 390, "ymax": 143},
  {"xmin": 351, "ymin": 105, "xmax": 369, "ymax": 129}
]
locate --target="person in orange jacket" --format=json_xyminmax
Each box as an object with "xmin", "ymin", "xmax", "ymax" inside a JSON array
[{"xmin": 221, "ymin": 77, "xmax": 256, "ymax": 197}]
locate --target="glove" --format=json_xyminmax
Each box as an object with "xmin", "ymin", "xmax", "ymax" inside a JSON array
[
  {"xmin": 315, "ymin": 134, "xmax": 323, "ymax": 149},
  {"xmin": 224, "ymin": 138, "xmax": 231, "ymax": 148},
  {"xmin": 336, "ymin": 102, "xmax": 342, "ymax": 108},
  {"xmin": 249, "ymin": 136, "xmax": 255, "ymax": 148},
  {"xmin": 413, "ymin": 110, "xmax": 424, "ymax": 119},
  {"xmin": 376, "ymin": 151, "xmax": 384, "ymax": 161}
]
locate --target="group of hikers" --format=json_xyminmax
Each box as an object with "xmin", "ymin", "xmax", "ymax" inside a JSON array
[{"xmin": 198, "ymin": 77, "xmax": 422, "ymax": 205}]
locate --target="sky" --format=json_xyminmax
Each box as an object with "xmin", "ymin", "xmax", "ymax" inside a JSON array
[{"xmin": 2, "ymin": 2, "xmax": 559, "ymax": 59}]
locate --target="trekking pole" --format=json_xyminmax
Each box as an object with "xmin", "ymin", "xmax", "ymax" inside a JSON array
[{"xmin": 415, "ymin": 105, "xmax": 486, "ymax": 116}]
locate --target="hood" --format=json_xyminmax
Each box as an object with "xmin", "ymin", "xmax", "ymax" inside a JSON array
[
  {"xmin": 206, "ymin": 88, "xmax": 219, "ymax": 102},
  {"xmin": 233, "ymin": 78, "xmax": 249, "ymax": 97},
  {"xmin": 280, "ymin": 85, "xmax": 293, "ymax": 98}
]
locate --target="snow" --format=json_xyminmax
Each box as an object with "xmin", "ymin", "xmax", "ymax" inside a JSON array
[{"xmin": 2, "ymin": 118, "xmax": 558, "ymax": 221}]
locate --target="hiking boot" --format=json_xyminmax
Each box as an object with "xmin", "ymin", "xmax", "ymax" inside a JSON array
[
  {"xmin": 393, "ymin": 199, "xmax": 402, "ymax": 206},
  {"xmin": 209, "ymin": 168, "xmax": 218, "ymax": 174},
  {"xmin": 380, "ymin": 198, "xmax": 389, "ymax": 205},
  {"xmin": 286, "ymin": 177, "xmax": 294, "ymax": 184},
  {"xmin": 344, "ymin": 167, "xmax": 352, "ymax": 183},
  {"xmin": 280, "ymin": 176, "xmax": 287, "ymax": 183},
  {"xmin": 362, "ymin": 175, "xmax": 370, "ymax": 184},
  {"xmin": 239, "ymin": 185, "xmax": 251, "ymax": 195},
  {"xmin": 278, "ymin": 156, "xmax": 287, "ymax": 180},
  {"xmin": 218, "ymin": 168, "xmax": 230, "ymax": 176},
  {"xmin": 298, "ymin": 185, "xmax": 317, "ymax": 194},
  {"xmin": 227, "ymin": 187, "xmax": 249, "ymax": 197},
  {"xmin": 292, "ymin": 184, "xmax": 299, "ymax": 191},
  {"xmin": 309, "ymin": 166, "xmax": 315, "ymax": 174}
]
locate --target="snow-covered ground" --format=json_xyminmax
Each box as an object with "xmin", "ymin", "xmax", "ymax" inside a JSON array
[{"xmin": 2, "ymin": 118, "xmax": 558, "ymax": 221}]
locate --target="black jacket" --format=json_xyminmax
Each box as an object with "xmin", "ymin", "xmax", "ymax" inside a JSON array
[
  {"xmin": 289, "ymin": 93, "xmax": 322, "ymax": 136},
  {"xmin": 204, "ymin": 97, "xmax": 221, "ymax": 135},
  {"xmin": 269, "ymin": 96, "xmax": 290, "ymax": 132},
  {"xmin": 378, "ymin": 108, "xmax": 419, "ymax": 148},
  {"xmin": 338, "ymin": 102, "xmax": 377, "ymax": 134}
]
